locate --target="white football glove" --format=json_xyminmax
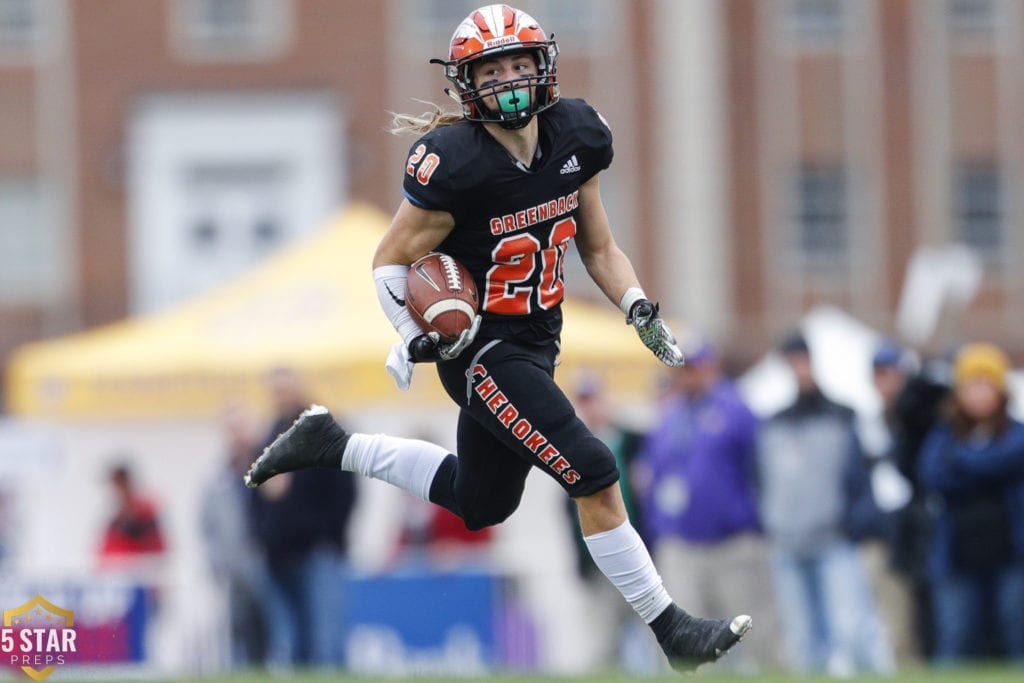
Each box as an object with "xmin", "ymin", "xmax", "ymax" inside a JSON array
[{"xmin": 627, "ymin": 300, "xmax": 685, "ymax": 367}]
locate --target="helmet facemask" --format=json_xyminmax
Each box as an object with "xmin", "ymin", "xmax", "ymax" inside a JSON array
[
  {"xmin": 430, "ymin": 5, "xmax": 560, "ymax": 129},
  {"xmin": 465, "ymin": 46, "xmax": 558, "ymax": 129}
]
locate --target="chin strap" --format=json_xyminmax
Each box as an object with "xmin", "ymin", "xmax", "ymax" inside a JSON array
[{"xmin": 498, "ymin": 115, "xmax": 533, "ymax": 130}]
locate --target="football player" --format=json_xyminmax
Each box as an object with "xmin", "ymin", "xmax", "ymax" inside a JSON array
[{"xmin": 245, "ymin": 4, "xmax": 750, "ymax": 671}]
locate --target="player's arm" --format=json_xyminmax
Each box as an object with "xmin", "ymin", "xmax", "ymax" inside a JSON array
[
  {"xmin": 373, "ymin": 198, "xmax": 454, "ymax": 269},
  {"xmin": 574, "ymin": 174, "xmax": 642, "ymax": 304},
  {"xmin": 372, "ymin": 198, "xmax": 454, "ymax": 347},
  {"xmin": 575, "ymin": 174, "xmax": 684, "ymax": 367},
  {"xmin": 373, "ymin": 199, "xmax": 479, "ymax": 367}
]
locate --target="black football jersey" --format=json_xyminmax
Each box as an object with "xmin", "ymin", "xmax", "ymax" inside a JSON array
[{"xmin": 402, "ymin": 98, "xmax": 613, "ymax": 343}]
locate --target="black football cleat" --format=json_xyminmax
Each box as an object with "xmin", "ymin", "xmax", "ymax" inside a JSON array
[
  {"xmin": 654, "ymin": 605, "xmax": 752, "ymax": 673},
  {"xmin": 244, "ymin": 404, "xmax": 350, "ymax": 488}
]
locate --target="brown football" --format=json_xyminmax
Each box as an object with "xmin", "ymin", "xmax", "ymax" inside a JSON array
[{"xmin": 406, "ymin": 252, "xmax": 479, "ymax": 343}]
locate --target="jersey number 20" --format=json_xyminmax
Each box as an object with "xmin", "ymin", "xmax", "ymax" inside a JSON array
[
  {"xmin": 406, "ymin": 144, "xmax": 439, "ymax": 186},
  {"xmin": 486, "ymin": 218, "xmax": 576, "ymax": 315}
]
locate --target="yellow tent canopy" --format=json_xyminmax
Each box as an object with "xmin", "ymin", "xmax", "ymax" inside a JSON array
[{"xmin": 6, "ymin": 204, "xmax": 661, "ymax": 418}]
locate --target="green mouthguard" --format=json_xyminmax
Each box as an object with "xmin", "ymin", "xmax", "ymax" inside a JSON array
[{"xmin": 497, "ymin": 89, "xmax": 530, "ymax": 113}]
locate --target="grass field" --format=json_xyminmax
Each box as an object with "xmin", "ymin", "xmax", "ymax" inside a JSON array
[{"xmin": 50, "ymin": 665, "xmax": 1024, "ymax": 683}]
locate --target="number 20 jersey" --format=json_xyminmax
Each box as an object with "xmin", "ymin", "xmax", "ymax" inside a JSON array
[{"xmin": 402, "ymin": 98, "xmax": 613, "ymax": 343}]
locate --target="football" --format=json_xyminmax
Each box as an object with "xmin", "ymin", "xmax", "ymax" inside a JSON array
[{"xmin": 406, "ymin": 252, "xmax": 479, "ymax": 343}]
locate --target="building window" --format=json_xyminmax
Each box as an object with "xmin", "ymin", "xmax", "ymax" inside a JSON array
[
  {"xmin": 184, "ymin": 161, "xmax": 286, "ymax": 256},
  {"xmin": 533, "ymin": 0, "xmax": 605, "ymax": 40},
  {"xmin": 954, "ymin": 163, "xmax": 1005, "ymax": 259},
  {"xmin": 419, "ymin": 0, "xmax": 478, "ymax": 35},
  {"xmin": 0, "ymin": 0, "xmax": 39, "ymax": 60},
  {"xmin": 782, "ymin": 0, "xmax": 845, "ymax": 49},
  {"xmin": 0, "ymin": 177, "xmax": 58, "ymax": 303},
  {"xmin": 171, "ymin": 0, "xmax": 292, "ymax": 62},
  {"xmin": 793, "ymin": 164, "xmax": 848, "ymax": 266},
  {"xmin": 948, "ymin": 0, "xmax": 999, "ymax": 47}
]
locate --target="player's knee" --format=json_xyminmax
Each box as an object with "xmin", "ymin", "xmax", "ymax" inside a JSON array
[
  {"xmin": 460, "ymin": 495, "xmax": 522, "ymax": 531},
  {"xmin": 579, "ymin": 435, "xmax": 618, "ymax": 477},
  {"xmin": 562, "ymin": 436, "xmax": 620, "ymax": 497},
  {"xmin": 461, "ymin": 514, "xmax": 495, "ymax": 532}
]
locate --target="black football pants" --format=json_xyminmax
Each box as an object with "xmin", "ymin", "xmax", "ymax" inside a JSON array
[{"xmin": 430, "ymin": 336, "xmax": 620, "ymax": 530}]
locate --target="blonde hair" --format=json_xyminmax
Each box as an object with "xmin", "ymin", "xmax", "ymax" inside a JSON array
[{"xmin": 389, "ymin": 99, "xmax": 465, "ymax": 136}]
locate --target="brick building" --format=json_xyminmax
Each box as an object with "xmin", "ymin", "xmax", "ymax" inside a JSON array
[{"xmin": 1, "ymin": 0, "xmax": 1021, "ymax": 406}]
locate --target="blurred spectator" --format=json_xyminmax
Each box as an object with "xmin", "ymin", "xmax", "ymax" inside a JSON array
[
  {"xmin": 0, "ymin": 487, "xmax": 14, "ymax": 568},
  {"xmin": 918, "ymin": 342, "xmax": 1024, "ymax": 662},
  {"xmin": 250, "ymin": 367, "xmax": 358, "ymax": 667},
  {"xmin": 567, "ymin": 373, "xmax": 655, "ymax": 674},
  {"xmin": 392, "ymin": 432, "xmax": 493, "ymax": 571},
  {"xmin": 862, "ymin": 342, "xmax": 915, "ymax": 517},
  {"xmin": 98, "ymin": 461, "xmax": 166, "ymax": 566},
  {"xmin": 201, "ymin": 404, "xmax": 270, "ymax": 669},
  {"xmin": 634, "ymin": 335, "xmax": 778, "ymax": 673},
  {"xmin": 757, "ymin": 333, "xmax": 894, "ymax": 676},
  {"xmin": 887, "ymin": 349, "xmax": 954, "ymax": 660},
  {"xmin": 857, "ymin": 341, "xmax": 917, "ymax": 663},
  {"xmin": 397, "ymin": 496, "xmax": 493, "ymax": 569}
]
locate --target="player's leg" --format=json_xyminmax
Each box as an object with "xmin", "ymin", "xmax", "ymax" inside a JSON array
[
  {"xmin": 244, "ymin": 401, "xmax": 533, "ymax": 530},
  {"xmin": 437, "ymin": 340, "xmax": 751, "ymax": 671},
  {"xmin": 576, "ymin": 482, "xmax": 751, "ymax": 671},
  {"xmin": 244, "ymin": 405, "xmax": 452, "ymax": 504},
  {"xmin": 428, "ymin": 409, "xmax": 534, "ymax": 530},
  {"xmin": 243, "ymin": 339, "xmax": 563, "ymax": 499},
  {"xmin": 243, "ymin": 376, "xmax": 532, "ymax": 527}
]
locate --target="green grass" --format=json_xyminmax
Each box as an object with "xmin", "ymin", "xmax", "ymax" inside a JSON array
[{"xmin": 52, "ymin": 664, "xmax": 1024, "ymax": 683}]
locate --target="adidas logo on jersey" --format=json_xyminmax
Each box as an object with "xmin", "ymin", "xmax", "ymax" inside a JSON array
[{"xmin": 560, "ymin": 155, "xmax": 581, "ymax": 175}]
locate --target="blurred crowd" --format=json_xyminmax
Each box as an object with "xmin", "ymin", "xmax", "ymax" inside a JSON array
[
  {"xmin": 583, "ymin": 331, "xmax": 1023, "ymax": 676},
  {"xmin": 94, "ymin": 367, "xmax": 360, "ymax": 671},
  {"xmin": 109, "ymin": 334, "xmax": 1022, "ymax": 676},
  {"xmin": 199, "ymin": 366, "xmax": 357, "ymax": 671}
]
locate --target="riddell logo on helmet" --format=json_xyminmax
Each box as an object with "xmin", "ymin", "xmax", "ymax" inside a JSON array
[{"xmin": 484, "ymin": 36, "xmax": 519, "ymax": 49}]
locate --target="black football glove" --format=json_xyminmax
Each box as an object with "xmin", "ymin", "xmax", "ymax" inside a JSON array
[
  {"xmin": 627, "ymin": 299, "xmax": 685, "ymax": 367},
  {"xmin": 408, "ymin": 315, "xmax": 482, "ymax": 362}
]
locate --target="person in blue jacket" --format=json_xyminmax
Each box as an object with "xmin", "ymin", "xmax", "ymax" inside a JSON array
[{"xmin": 918, "ymin": 342, "xmax": 1024, "ymax": 662}]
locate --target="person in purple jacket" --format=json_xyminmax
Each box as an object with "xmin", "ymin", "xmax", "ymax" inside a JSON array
[{"xmin": 633, "ymin": 335, "xmax": 779, "ymax": 672}]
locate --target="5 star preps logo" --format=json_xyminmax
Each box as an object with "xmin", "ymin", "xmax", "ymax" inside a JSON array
[{"xmin": 2, "ymin": 595, "xmax": 76, "ymax": 681}]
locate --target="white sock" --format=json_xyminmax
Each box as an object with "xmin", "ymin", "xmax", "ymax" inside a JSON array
[
  {"xmin": 584, "ymin": 519, "xmax": 673, "ymax": 623},
  {"xmin": 341, "ymin": 433, "xmax": 449, "ymax": 502}
]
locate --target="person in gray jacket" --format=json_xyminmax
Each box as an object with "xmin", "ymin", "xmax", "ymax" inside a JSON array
[
  {"xmin": 201, "ymin": 405, "xmax": 271, "ymax": 668},
  {"xmin": 757, "ymin": 333, "xmax": 894, "ymax": 676}
]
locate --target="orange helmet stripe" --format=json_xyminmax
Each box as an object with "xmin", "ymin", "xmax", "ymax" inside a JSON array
[
  {"xmin": 470, "ymin": 4, "xmax": 516, "ymax": 40},
  {"xmin": 438, "ymin": 4, "xmax": 560, "ymax": 125}
]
